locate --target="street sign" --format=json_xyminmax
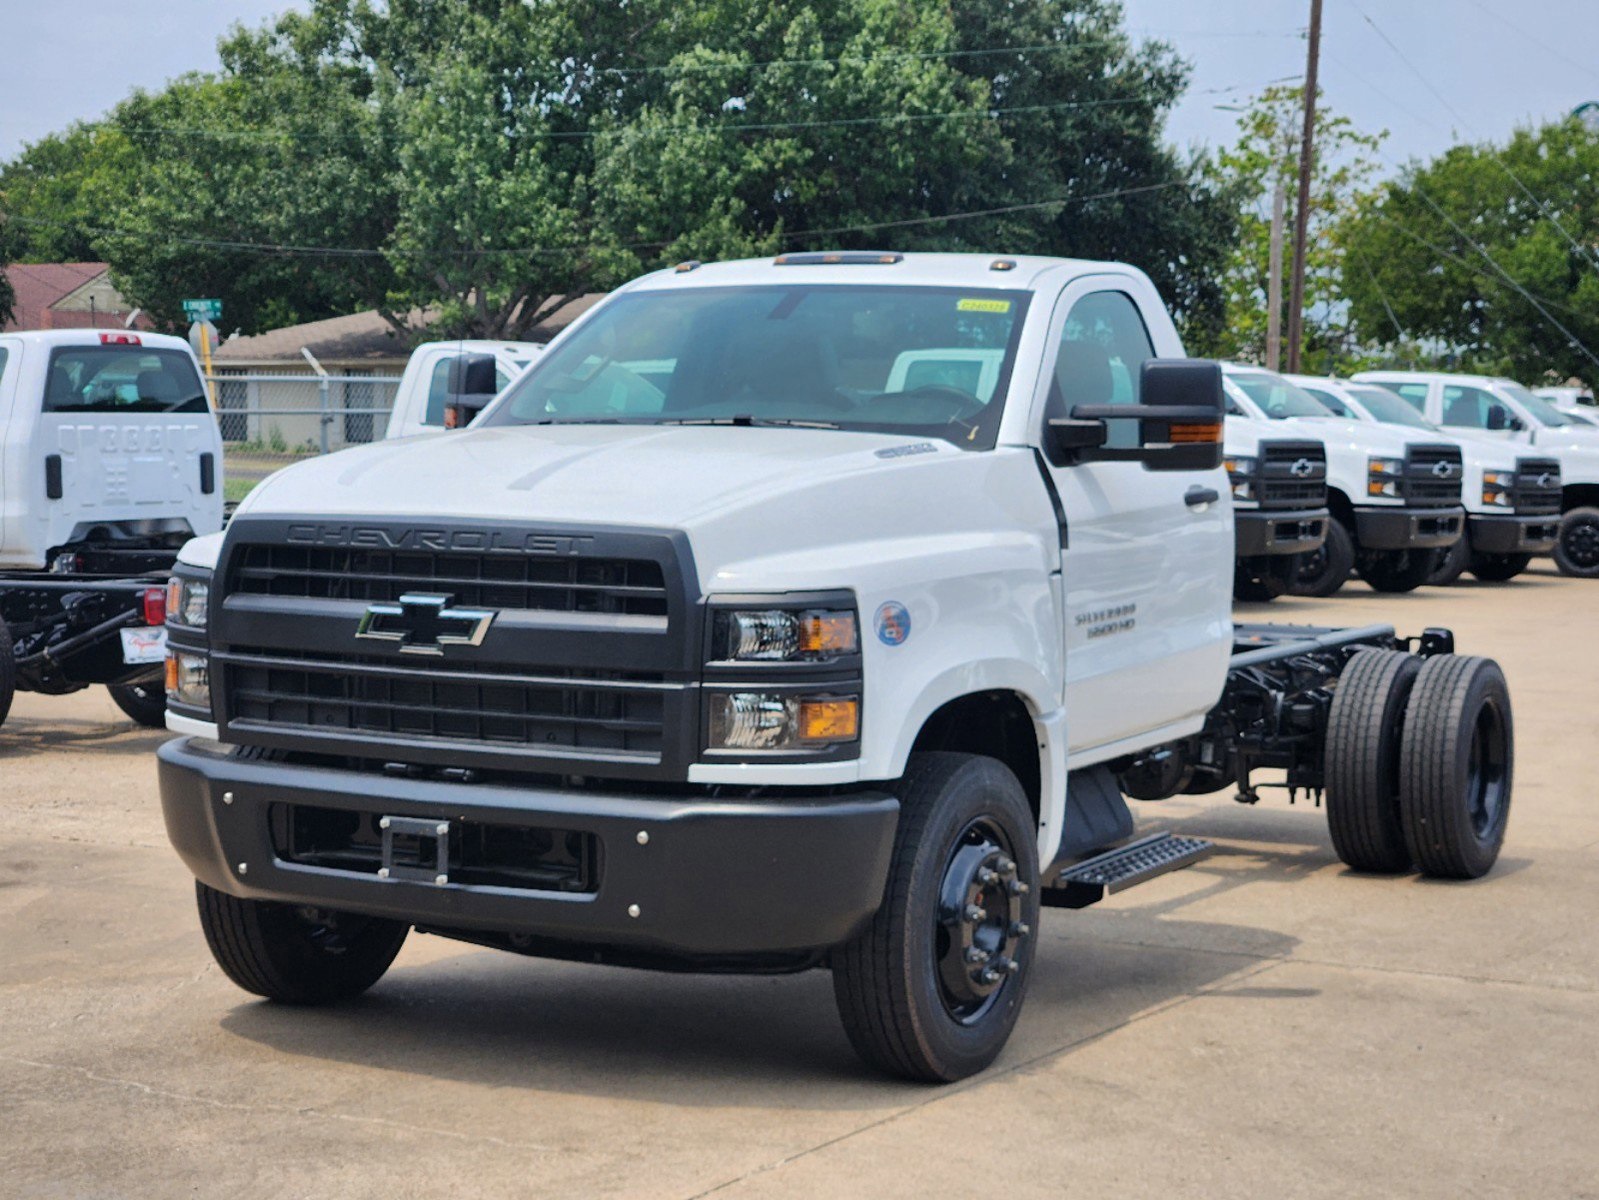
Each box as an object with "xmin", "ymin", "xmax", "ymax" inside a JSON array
[
  {"xmin": 187, "ymin": 321, "xmax": 220, "ymax": 359},
  {"xmin": 182, "ymin": 298, "xmax": 223, "ymax": 322}
]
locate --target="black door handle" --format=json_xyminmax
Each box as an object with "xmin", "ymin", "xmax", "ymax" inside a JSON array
[{"xmin": 1184, "ymin": 487, "xmax": 1220, "ymax": 508}]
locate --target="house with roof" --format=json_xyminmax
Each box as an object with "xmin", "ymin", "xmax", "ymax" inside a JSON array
[{"xmin": 1, "ymin": 263, "xmax": 152, "ymax": 332}]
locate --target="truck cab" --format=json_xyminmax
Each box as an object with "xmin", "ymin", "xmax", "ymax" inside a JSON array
[
  {"xmin": 383, "ymin": 339, "xmax": 544, "ymax": 439},
  {"xmin": 1222, "ymin": 410, "xmax": 1328, "ymax": 601},
  {"xmin": 156, "ymin": 254, "xmax": 1514, "ymax": 1083},
  {"xmin": 1291, "ymin": 375, "xmax": 1559, "ymax": 583},
  {"xmin": 1223, "ymin": 365, "xmax": 1464, "ymax": 595},
  {"xmin": 0, "ymin": 329, "xmax": 224, "ymax": 726},
  {"xmin": 1355, "ymin": 370, "xmax": 1599, "ymax": 578}
]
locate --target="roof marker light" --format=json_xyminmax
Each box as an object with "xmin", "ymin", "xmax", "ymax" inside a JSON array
[
  {"xmin": 990, "ymin": 259, "xmax": 1017, "ymax": 272},
  {"xmin": 99, "ymin": 332, "xmax": 141, "ymax": 345},
  {"xmin": 674, "ymin": 260, "xmax": 702, "ymax": 273}
]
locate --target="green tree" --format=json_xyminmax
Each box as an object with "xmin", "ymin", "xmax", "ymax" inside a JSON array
[
  {"xmin": 1200, "ymin": 84, "xmax": 1383, "ymax": 369},
  {"xmin": 1342, "ymin": 118, "xmax": 1599, "ymax": 383}
]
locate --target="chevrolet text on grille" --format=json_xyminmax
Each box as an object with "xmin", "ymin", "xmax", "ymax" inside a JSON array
[{"xmin": 283, "ymin": 524, "xmax": 597, "ymax": 555}]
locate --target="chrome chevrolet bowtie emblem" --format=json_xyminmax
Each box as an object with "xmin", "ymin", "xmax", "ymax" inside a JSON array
[
  {"xmin": 1432, "ymin": 460, "xmax": 1456, "ymax": 478},
  {"xmin": 1290, "ymin": 457, "xmax": 1316, "ymax": 478},
  {"xmin": 355, "ymin": 593, "xmax": 495, "ymax": 655},
  {"xmin": 1538, "ymin": 472, "xmax": 1555, "ymax": 489}
]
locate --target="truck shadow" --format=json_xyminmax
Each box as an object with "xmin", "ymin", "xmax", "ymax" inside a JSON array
[{"xmin": 0, "ymin": 716, "xmax": 167, "ymax": 760}]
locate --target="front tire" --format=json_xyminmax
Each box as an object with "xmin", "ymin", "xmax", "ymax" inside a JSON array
[
  {"xmin": 0, "ymin": 617, "xmax": 15, "ymax": 730},
  {"xmin": 1356, "ymin": 546, "xmax": 1439, "ymax": 594},
  {"xmin": 1399, "ymin": 656, "xmax": 1513, "ymax": 879},
  {"xmin": 832, "ymin": 753, "xmax": 1040, "ymax": 1082},
  {"xmin": 1468, "ymin": 552, "xmax": 1531, "ymax": 583},
  {"xmin": 1554, "ymin": 507, "xmax": 1599, "ymax": 578},
  {"xmin": 196, "ymin": 882, "xmax": 410, "ymax": 1004},
  {"xmin": 1233, "ymin": 554, "xmax": 1299, "ymax": 603},
  {"xmin": 108, "ymin": 681, "xmax": 167, "ymax": 728},
  {"xmin": 1292, "ymin": 520, "xmax": 1354, "ymax": 597},
  {"xmin": 1428, "ymin": 535, "xmax": 1470, "ymax": 586}
]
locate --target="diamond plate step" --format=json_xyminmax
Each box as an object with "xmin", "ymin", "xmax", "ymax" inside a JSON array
[{"xmin": 1042, "ymin": 832, "xmax": 1214, "ymax": 910}]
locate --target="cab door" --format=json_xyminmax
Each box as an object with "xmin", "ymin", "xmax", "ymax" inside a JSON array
[{"xmin": 1035, "ymin": 280, "xmax": 1232, "ymax": 755}]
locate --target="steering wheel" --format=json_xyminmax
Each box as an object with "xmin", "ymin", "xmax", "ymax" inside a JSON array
[{"xmin": 893, "ymin": 383, "xmax": 986, "ymax": 424}]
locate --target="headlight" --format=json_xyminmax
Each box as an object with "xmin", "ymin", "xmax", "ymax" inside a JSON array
[
  {"xmin": 1224, "ymin": 455, "xmax": 1257, "ymax": 502},
  {"xmin": 707, "ymin": 693, "xmax": 860, "ymax": 749},
  {"xmin": 712, "ymin": 608, "xmax": 858, "ymax": 662},
  {"xmin": 165, "ymin": 651, "xmax": 210, "ymax": 709},
  {"xmin": 1367, "ymin": 457, "xmax": 1403, "ymax": 499},
  {"xmin": 166, "ymin": 576, "xmax": 210, "ymax": 627},
  {"xmin": 1482, "ymin": 469, "xmax": 1515, "ymax": 508}
]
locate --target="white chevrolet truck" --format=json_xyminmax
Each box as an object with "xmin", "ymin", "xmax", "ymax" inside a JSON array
[
  {"xmin": 1221, "ymin": 412, "xmax": 1329, "ymax": 601},
  {"xmin": 382, "ymin": 339, "xmax": 544, "ymax": 439},
  {"xmin": 158, "ymin": 253, "xmax": 1514, "ymax": 1082},
  {"xmin": 0, "ymin": 329, "xmax": 224, "ymax": 727}
]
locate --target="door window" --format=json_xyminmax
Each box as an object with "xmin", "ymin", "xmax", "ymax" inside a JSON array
[
  {"xmin": 1370, "ymin": 381, "xmax": 1430, "ymax": 412},
  {"xmin": 1050, "ymin": 291, "xmax": 1155, "ymax": 449},
  {"xmin": 1299, "ymin": 385, "xmax": 1351, "ymax": 417},
  {"xmin": 1440, "ymin": 384, "xmax": 1507, "ymax": 430}
]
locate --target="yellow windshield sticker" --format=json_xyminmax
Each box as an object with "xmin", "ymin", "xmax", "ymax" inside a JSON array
[{"xmin": 957, "ymin": 298, "xmax": 1011, "ymax": 313}]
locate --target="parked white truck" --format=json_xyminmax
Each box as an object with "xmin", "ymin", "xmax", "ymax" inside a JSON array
[
  {"xmin": 1290, "ymin": 375, "xmax": 1560, "ymax": 584},
  {"xmin": 158, "ymin": 253, "xmax": 1513, "ymax": 1081},
  {"xmin": 1222, "ymin": 412, "xmax": 1329, "ymax": 601},
  {"xmin": 0, "ymin": 329, "xmax": 224, "ymax": 727},
  {"xmin": 1222, "ymin": 366, "xmax": 1465, "ymax": 596},
  {"xmin": 382, "ymin": 340, "xmax": 543, "ymax": 439},
  {"xmin": 1354, "ymin": 370, "xmax": 1599, "ymax": 577}
]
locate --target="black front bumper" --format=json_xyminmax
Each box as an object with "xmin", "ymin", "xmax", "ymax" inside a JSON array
[
  {"xmin": 1235, "ymin": 508, "xmax": 1329, "ymax": 557},
  {"xmin": 158, "ymin": 737, "xmax": 899, "ymax": 958},
  {"xmin": 1468, "ymin": 512, "xmax": 1559, "ymax": 555},
  {"xmin": 1353, "ymin": 505, "xmax": 1464, "ymax": 551}
]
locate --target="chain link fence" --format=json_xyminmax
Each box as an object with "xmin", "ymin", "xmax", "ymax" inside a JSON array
[{"xmin": 210, "ymin": 370, "xmax": 403, "ymax": 501}]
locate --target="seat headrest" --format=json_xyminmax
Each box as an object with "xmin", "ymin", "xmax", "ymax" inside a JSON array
[{"xmin": 1056, "ymin": 339, "xmax": 1114, "ymax": 407}]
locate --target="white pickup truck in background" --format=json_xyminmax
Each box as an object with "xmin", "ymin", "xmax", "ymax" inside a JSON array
[
  {"xmin": 382, "ymin": 339, "xmax": 544, "ymax": 439},
  {"xmin": 158, "ymin": 252, "xmax": 1515, "ymax": 1082}
]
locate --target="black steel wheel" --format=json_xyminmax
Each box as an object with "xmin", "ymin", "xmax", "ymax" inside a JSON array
[
  {"xmin": 1356, "ymin": 547, "xmax": 1440, "ymax": 594},
  {"xmin": 107, "ymin": 681, "xmax": 167, "ymax": 728},
  {"xmin": 1324, "ymin": 650, "xmax": 1421, "ymax": 872},
  {"xmin": 1399, "ymin": 656, "xmax": 1514, "ymax": 879},
  {"xmin": 1554, "ymin": 507, "xmax": 1599, "ymax": 578},
  {"xmin": 1233, "ymin": 553, "xmax": 1300, "ymax": 603},
  {"xmin": 1468, "ymin": 552, "xmax": 1531, "ymax": 583},
  {"xmin": 196, "ymin": 882, "xmax": 410, "ymax": 1004},
  {"xmin": 832, "ymin": 752, "xmax": 1040, "ymax": 1082},
  {"xmin": 1428, "ymin": 535, "xmax": 1470, "ymax": 586},
  {"xmin": 1292, "ymin": 520, "xmax": 1354, "ymax": 597},
  {"xmin": 0, "ymin": 617, "xmax": 14, "ymax": 731}
]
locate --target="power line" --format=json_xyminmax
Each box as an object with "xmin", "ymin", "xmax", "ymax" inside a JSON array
[
  {"xmin": 1458, "ymin": 0, "xmax": 1599, "ymax": 87},
  {"xmin": 1, "ymin": 179, "xmax": 1190, "ymax": 261}
]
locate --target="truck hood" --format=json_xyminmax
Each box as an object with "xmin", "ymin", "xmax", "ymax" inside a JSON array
[
  {"xmin": 236, "ymin": 423, "xmax": 964, "ymax": 530},
  {"xmin": 1275, "ymin": 415, "xmax": 1428, "ymax": 456}
]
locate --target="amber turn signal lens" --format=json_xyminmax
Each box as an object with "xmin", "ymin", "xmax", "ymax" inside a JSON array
[
  {"xmin": 164, "ymin": 654, "xmax": 179, "ymax": 693},
  {"xmin": 799, "ymin": 699, "xmax": 859, "ymax": 742},
  {"xmin": 798, "ymin": 613, "xmax": 859, "ymax": 655},
  {"xmin": 1169, "ymin": 422, "xmax": 1222, "ymax": 444}
]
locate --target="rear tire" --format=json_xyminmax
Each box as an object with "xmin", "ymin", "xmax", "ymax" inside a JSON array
[
  {"xmin": 1292, "ymin": 520, "xmax": 1354, "ymax": 597},
  {"xmin": 1324, "ymin": 650, "xmax": 1421, "ymax": 872},
  {"xmin": 0, "ymin": 618, "xmax": 14, "ymax": 730},
  {"xmin": 1554, "ymin": 507, "xmax": 1599, "ymax": 578},
  {"xmin": 1357, "ymin": 547, "xmax": 1439, "ymax": 594},
  {"xmin": 832, "ymin": 753, "xmax": 1040, "ymax": 1082},
  {"xmin": 1428, "ymin": 535, "xmax": 1470, "ymax": 586},
  {"xmin": 196, "ymin": 882, "xmax": 410, "ymax": 1004},
  {"xmin": 1468, "ymin": 552, "xmax": 1531, "ymax": 583},
  {"xmin": 1234, "ymin": 554, "xmax": 1299, "ymax": 603},
  {"xmin": 1398, "ymin": 656, "xmax": 1513, "ymax": 879},
  {"xmin": 108, "ymin": 681, "xmax": 167, "ymax": 728}
]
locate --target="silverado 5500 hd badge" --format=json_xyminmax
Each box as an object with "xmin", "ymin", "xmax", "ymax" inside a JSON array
[{"xmin": 1076, "ymin": 603, "xmax": 1137, "ymax": 639}]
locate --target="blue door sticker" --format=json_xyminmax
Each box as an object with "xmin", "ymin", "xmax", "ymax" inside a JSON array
[{"xmin": 875, "ymin": 601, "xmax": 911, "ymax": 646}]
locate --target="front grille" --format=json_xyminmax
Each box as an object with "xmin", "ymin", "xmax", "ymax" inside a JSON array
[
  {"xmin": 1512, "ymin": 458, "xmax": 1562, "ymax": 514},
  {"xmin": 1257, "ymin": 441, "xmax": 1328, "ymax": 509},
  {"xmin": 1403, "ymin": 444, "xmax": 1464, "ymax": 506},
  {"xmin": 225, "ymin": 650, "xmax": 667, "ymax": 759},
  {"xmin": 233, "ymin": 544, "xmax": 669, "ymax": 618}
]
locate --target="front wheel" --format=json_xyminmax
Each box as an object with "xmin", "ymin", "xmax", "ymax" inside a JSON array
[
  {"xmin": 1292, "ymin": 520, "xmax": 1354, "ymax": 597},
  {"xmin": 1468, "ymin": 552, "xmax": 1531, "ymax": 583},
  {"xmin": 1356, "ymin": 547, "xmax": 1439, "ymax": 594},
  {"xmin": 1554, "ymin": 507, "xmax": 1599, "ymax": 578},
  {"xmin": 1233, "ymin": 554, "xmax": 1299, "ymax": 603},
  {"xmin": 0, "ymin": 617, "xmax": 14, "ymax": 731},
  {"xmin": 1428, "ymin": 535, "xmax": 1470, "ymax": 586},
  {"xmin": 196, "ymin": 882, "xmax": 410, "ymax": 1004},
  {"xmin": 108, "ymin": 681, "xmax": 167, "ymax": 728},
  {"xmin": 832, "ymin": 753, "xmax": 1040, "ymax": 1082}
]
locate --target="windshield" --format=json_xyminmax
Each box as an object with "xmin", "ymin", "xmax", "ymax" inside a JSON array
[
  {"xmin": 1229, "ymin": 371, "xmax": 1335, "ymax": 420},
  {"xmin": 489, "ymin": 285, "xmax": 1030, "ymax": 449},
  {"xmin": 1349, "ymin": 385, "xmax": 1438, "ymax": 429},
  {"xmin": 44, "ymin": 346, "xmax": 208, "ymax": 414},
  {"xmin": 1497, "ymin": 380, "xmax": 1574, "ymax": 427}
]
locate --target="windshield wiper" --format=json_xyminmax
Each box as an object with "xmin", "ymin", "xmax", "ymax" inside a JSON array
[{"xmin": 532, "ymin": 414, "xmax": 842, "ymax": 430}]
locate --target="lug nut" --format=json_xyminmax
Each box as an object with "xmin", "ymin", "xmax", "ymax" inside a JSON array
[
  {"xmin": 965, "ymin": 947, "xmax": 991, "ymax": 964},
  {"xmin": 979, "ymin": 968, "xmax": 1001, "ymax": 985},
  {"xmin": 997, "ymin": 858, "xmax": 1016, "ymax": 875},
  {"xmin": 1008, "ymin": 879, "xmax": 1030, "ymax": 896},
  {"xmin": 1002, "ymin": 958, "xmax": 1020, "ymax": 975},
  {"xmin": 976, "ymin": 867, "xmax": 997, "ymax": 885},
  {"xmin": 964, "ymin": 904, "xmax": 987, "ymax": 923},
  {"xmin": 1009, "ymin": 921, "xmax": 1031, "ymax": 938}
]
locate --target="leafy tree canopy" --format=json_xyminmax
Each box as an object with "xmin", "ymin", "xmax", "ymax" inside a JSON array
[{"xmin": 1, "ymin": 0, "xmax": 1238, "ymax": 342}]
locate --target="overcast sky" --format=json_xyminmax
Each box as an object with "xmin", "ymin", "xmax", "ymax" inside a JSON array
[{"xmin": 2, "ymin": 0, "xmax": 1596, "ymax": 167}]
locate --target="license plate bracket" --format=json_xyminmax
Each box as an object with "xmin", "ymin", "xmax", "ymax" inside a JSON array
[{"xmin": 380, "ymin": 815, "xmax": 451, "ymax": 884}]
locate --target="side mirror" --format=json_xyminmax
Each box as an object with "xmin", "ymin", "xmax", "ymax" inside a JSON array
[
  {"xmin": 443, "ymin": 353, "xmax": 499, "ymax": 428},
  {"xmin": 1047, "ymin": 358, "xmax": 1225, "ymax": 472},
  {"xmin": 1485, "ymin": 404, "xmax": 1509, "ymax": 431}
]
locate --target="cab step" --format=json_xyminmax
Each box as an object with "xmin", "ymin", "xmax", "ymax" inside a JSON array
[{"xmin": 1041, "ymin": 832, "xmax": 1214, "ymax": 910}]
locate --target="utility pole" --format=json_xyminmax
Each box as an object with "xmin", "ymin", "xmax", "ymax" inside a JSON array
[
  {"xmin": 1265, "ymin": 173, "xmax": 1287, "ymax": 371},
  {"xmin": 1285, "ymin": 0, "xmax": 1322, "ymax": 374}
]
